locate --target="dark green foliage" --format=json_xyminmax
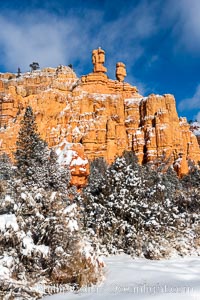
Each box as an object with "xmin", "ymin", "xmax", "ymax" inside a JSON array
[
  {"xmin": 181, "ymin": 163, "xmax": 200, "ymax": 189},
  {"xmin": 0, "ymin": 153, "xmax": 14, "ymax": 181},
  {"xmin": 179, "ymin": 164, "xmax": 200, "ymax": 213},
  {"xmin": 15, "ymin": 106, "xmax": 48, "ymax": 185},
  {"xmin": 46, "ymin": 149, "xmax": 70, "ymax": 193},
  {"xmin": 15, "ymin": 106, "xmax": 69, "ymax": 191},
  {"xmin": 29, "ymin": 62, "xmax": 40, "ymax": 71},
  {"xmin": 80, "ymin": 151, "xmax": 200, "ymax": 258},
  {"xmin": 88, "ymin": 157, "xmax": 107, "ymax": 195},
  {"xmin": 0, "ymin": 107, "xmax": 102, "ymax": 298},
  {"xmin": 0, "ymin": 153, "xmax": 15, "ymax": 213}
]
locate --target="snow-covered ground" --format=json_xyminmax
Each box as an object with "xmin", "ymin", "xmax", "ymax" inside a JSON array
[{"xmin": 44, "ymin": 254, "xmax": 200, "ymax": 300}]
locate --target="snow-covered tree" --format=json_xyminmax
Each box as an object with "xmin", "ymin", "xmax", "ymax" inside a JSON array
[
  {"xmin": 46, "ymin": 149, "xmax": 70, "ymax": 193},
  {"xmin": 0, "ymin": 153, "xmax": 15, "ymax": 214},
  {"xmin": 15, "ymin": 106, "xmax": 69, "ymax": 191},
  {"xmin": 15, "ymin": 106, "xmax": 50, "ymax": 187},
  {"xmin": 0, "ymin": 181, "xmax": 103, "ymax": 298},
  {"xmin": 179, "ymin": 165, "xmax": 200, "ymax": 213},
  {"xmin": 80, "ymin": 151, "xmax": 200, "ymax": 259},
  {"xmin": 0, "ymin": 107, "xmax": 104, "ymax": 299},
  {"xmin": 0, "ymin": 153, "xmax": 13, "ymax": 181}
]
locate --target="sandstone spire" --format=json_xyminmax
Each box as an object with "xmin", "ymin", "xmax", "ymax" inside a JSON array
[
  {"xmin": 116, "ymin": 62, "xmax": 127, "ymax": 82},
  {"xmin": 92, "ymin": 47, "xmax": 107, "ymax": 73}
]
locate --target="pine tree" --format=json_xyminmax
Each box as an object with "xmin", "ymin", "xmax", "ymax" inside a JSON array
[
  {"xmin": 88, "ymin": 157, "xmax": 107, "ymax": 195},
  {"xmin": 15, "ymin": 106, "xmax": 49, "ymax": 187},
  {"xmin": 0, "ymin": 153, "xmax": 15, "ymax": 214},
  {"xmin": 0, "ymin": 179, "xmax": 103, "ymax": 298},
  {"xmin": 0, "ymin": 107, "xmax": 104, "ymax": 298},
  {"xmin": 0, "ymin": 152, "xmax": 13, "ymax": 181},
  {"xmin": 80, "ymin": 151, "xmax": 200, "ymax": 258},
  {"xmin": 15, "ymin": 107, "xmax": 71, "ymax": 191},
  {"xmin": 0, "ymin": 108, "xmax": 103, "ymax": 298},
  {"xmin": 46, "ymin": 149, "xmax": 70, "ymax": 193}
]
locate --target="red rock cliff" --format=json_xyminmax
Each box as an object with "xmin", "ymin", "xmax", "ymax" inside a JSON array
[{"xmin": 0, "ymin": 49, "xmax": 199, "ymax": 183}]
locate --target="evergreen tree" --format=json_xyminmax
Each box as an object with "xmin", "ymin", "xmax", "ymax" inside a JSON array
[
  {"xmin": 0, "ymin": 152, "xmax": 13, "ymax": 181},
  {"xmin": 15, "ymin": 106, "xmax": 49, "ymax": 187},
  {"xmin": 15, "ymin": 106, "xmax": 70, "ymax": 190},
  {"xmin": 88, "ymin": 157, "xmax": 107, "ymax": 195},
  {"xmin": 0, "ymin": 153, "xmax": 15, "ymax": 214},
  {"xmin": 179, "ymin": 165, "xmax": 200, "ymax": 213},
  {"xmin": 80, "ymin": 151, "xmax": 200, "ymax": 258},
  {"xmin": 0, "ymin": 108, "xmax": 103, "ymax": 298},
  {"xmin": 0, "ymin": 179, "xmax": 103, "ymax": 298},
  {"xmin": 46, "ymin": 149, "xmax": 70, "ymax": 193}
]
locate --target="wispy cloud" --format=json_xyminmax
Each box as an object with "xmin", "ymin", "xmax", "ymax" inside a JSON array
[
  {"xmin": 5, "ymin": 1, "xmax": 195, "ymax": 96},
  {"xmin": 0, "ymin": 1, "xmax": 159, "ymax": 93},
  {"xmin": 179, "ymin": 84, "xmax": 200, "ymax": 111},
  {"xmin": 0, "ymin": 11, "xmax": 90, "ymax": 72},
  {"xmin": 165, "ymin": 0, "xmax": 200, "ymax": 53},
  {"xmin": 195, "ymin": 111, "xmax": 200, "ymax": 122}
]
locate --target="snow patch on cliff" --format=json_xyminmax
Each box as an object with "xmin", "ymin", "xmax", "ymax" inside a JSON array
[
  {"xmin": 55, "ymin": 140, "xmax": 77, "ymax": 166},
  {"xmin": 55, "ymin": 139, "xmax": 88, "ymax": 170},
  {"xmin": 71, "ymin": 157, "xmax": 88, "ymax": 166},
  {"xmin": 190, "ymin": 121, "xmax": 200, "ymax": 136},
  {"xmin": 124, "ymin": 97, "xmax": 143, "ymax": 106}
]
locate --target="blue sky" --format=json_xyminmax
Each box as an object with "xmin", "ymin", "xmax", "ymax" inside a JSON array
[{"xmin": 0, "ymin": 0, "xmax": 200, "ymax": 121}]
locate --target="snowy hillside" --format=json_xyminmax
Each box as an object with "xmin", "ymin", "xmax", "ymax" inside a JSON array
[{"xmin": 44, "ymin": 254, "xmax": 200, "ymax": 300}]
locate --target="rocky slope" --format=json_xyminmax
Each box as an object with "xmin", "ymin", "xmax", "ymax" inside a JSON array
[{"xmin": 0, "ymin": 49, "xmax": 200, "ymax": 184}]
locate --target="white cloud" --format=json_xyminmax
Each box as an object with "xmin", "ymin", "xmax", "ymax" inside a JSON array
[
  {"xmin": 179, "ymin": 84, "xmax": 200, "ymax": 111},
  {"xmin": 195, "ymin": 111, "xmax": 200, "ymax": 122},
  {"xmin": 0, "ymin": 1, "xmax": 159, "ymax": 95},
  {"xmin": 7, "ymin": 0, "xmax": 200, "ymax": 75},
  {"xmin": 165, "ymin": 0, "xmax": 200, "ymax": 53},
  {"xmin": 0, "ymin": 12, "xmax": 90, "ymax": 72}
]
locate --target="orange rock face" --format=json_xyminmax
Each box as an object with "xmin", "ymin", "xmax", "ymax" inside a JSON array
[
  {"xmin": 55, "ymin": 140, "xmax": 89, "ymax": 188},
  {"xmin": 0, "ymin": 49, "xmax": 200, "ymax": 184},
  {"xmin": 92, "ymin": 48, "xmax": 107, "ymax": 73},
  {"xmin": 116, "ymin": 62, "xmax": 127, "ymax": 82}
]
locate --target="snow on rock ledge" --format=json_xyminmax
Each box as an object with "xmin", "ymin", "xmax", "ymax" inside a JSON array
[
  {"xmin": 55, "ymin": 139, "xmax": 89, "ymax": 187},
  {"xmin": 1, "ymin": 55, "xmax": 200, "ymax": 179}
]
